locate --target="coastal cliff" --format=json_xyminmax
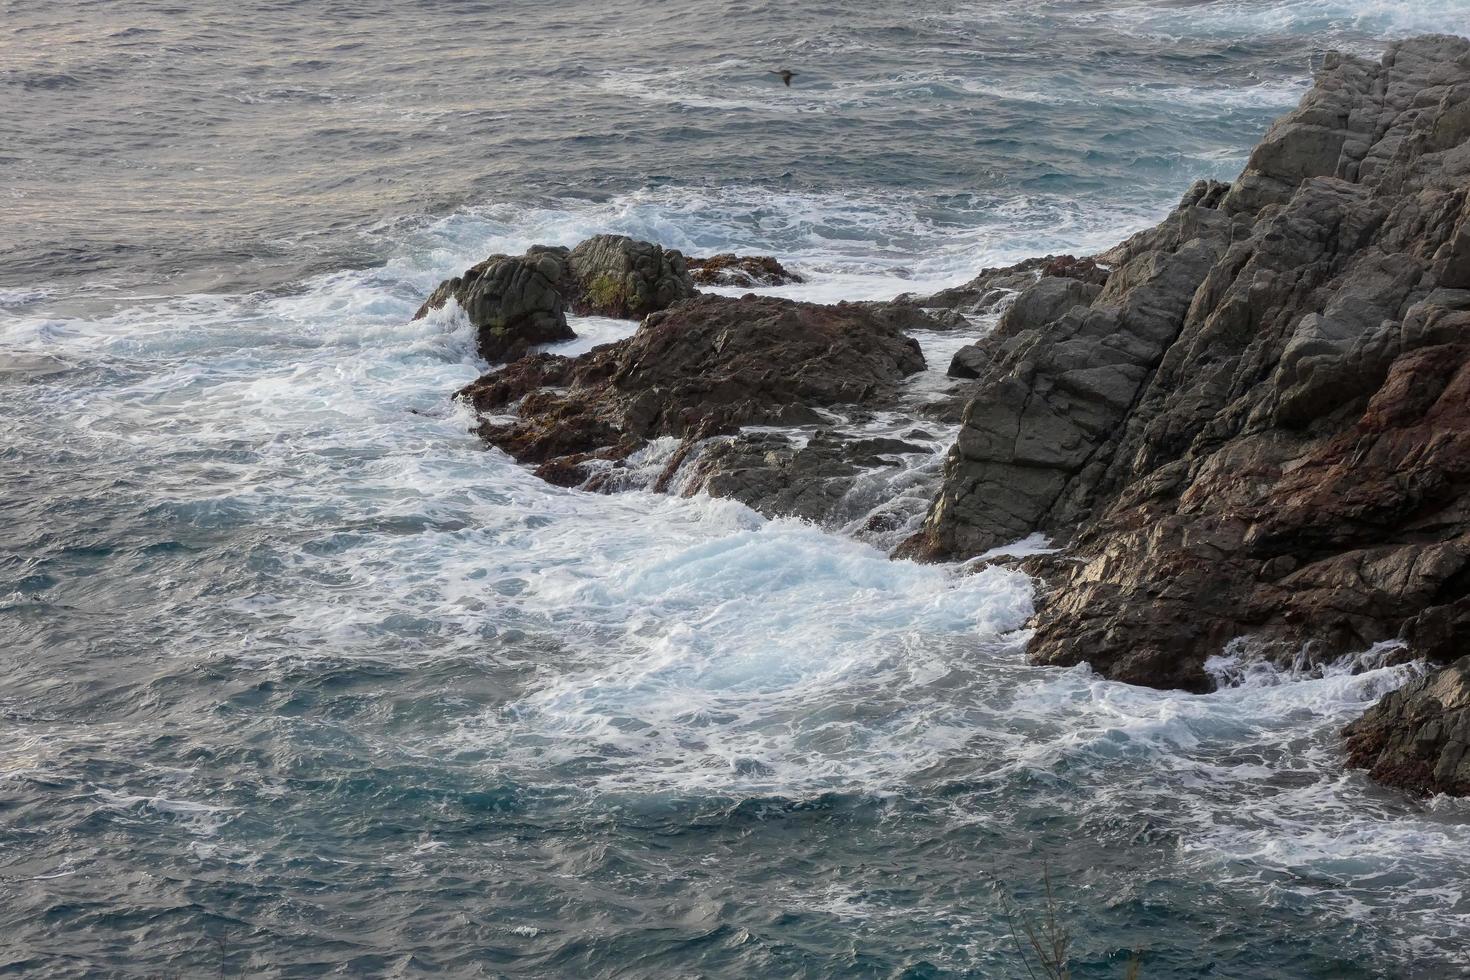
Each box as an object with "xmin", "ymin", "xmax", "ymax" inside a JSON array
[{"xmin": 903, "ymin": 36, "xmax": 1470, "ymax": 708}]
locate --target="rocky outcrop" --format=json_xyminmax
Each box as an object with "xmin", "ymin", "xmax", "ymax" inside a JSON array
[
  {"xmin": 1344, "ymin": 657, "xmax": 1470, "ymax": 796},
  {"xmin": 413, "ymin": 246, "xmax": 575, "ymax": 362},
  {"xmin": 413, "ymin": 235, "xmax": 696, "ymax": 362},
  {"xmin": 430, "ymin": 35, "xmax": 1470, "ymax": 794},
  {"xmin": 857, "ymin": 301, "xmax": 973, "ymax": 334},
  {"xmin": 682, "ymin": 430, "xmax": 938, "ymax": 532},
  {"xmin": 456, "ymin": 294, "xmax": 926, "ymax": 504},
  {"xmin": 902, "ymin": 253, "xmax": 1111, "ymax": 315},
  {"xmin": 900, "ymin": 179, "xmax": 1236, "ymax": 563},
  {"xmin": 687, "ymin": 253, "xmax": 804, "ymax": 287},
  {"xmin": 945, "ymin": 345, "xmax": 989, "ymax": 381},
  {"xmin": 564, "ymin": 235, "xmax": 696, "ymax": 318},
  {"xmin": 900, "ymin": 35, "xmax": 1470, "ymax": 696},
  {"xmin": 945, "ymin": 274, "xmax": 1106, "ymax": 379}
]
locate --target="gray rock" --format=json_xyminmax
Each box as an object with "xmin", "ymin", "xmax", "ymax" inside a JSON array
[
  {"xmin": 687, "ymin": 430, "xmax": 931, "ymax": 525},
  {"xmin": 1344, "ymin": 657, "xmax": 1470, "ymax": 796},
  {"xmin": 897, "ymin": 266, "xmax": 1036, "ymax": 315},
  {"xmin": 996, "ymin": 276, "xmax": 1103, "ymax": 336},
  {"xmin": 412, "ymin": 246, "xmax": 574, "ymax": 363},
  {"xmin": 565, "ymin": 234, "xmax": 695, "ymax": 319},
  {"xmin": 947, "ymin": 344, "xmax": 990, "ymax": 380},
  {"xmin": 897, "ymin": 36, "xmax": 1470, "ymax": 721},
  {"xmin": 901, "ymin": 188, "xmax": 1234, "ymax": 560},
  {"xmin": 414, "ymin": 234, "xmax": 698, "ymax": 362},
  {"xmin": 942, "ymin": 276, "xmax": 1105, "ymax": 381},
  {"xmin": 901, "ymin": 254, "xmax": 1110, "ymax": 314}
]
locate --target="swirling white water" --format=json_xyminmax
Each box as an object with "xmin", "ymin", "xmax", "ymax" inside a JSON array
[{"xmin": 4, "ymin": 1, "xmax": 1470, "ymax": 976}]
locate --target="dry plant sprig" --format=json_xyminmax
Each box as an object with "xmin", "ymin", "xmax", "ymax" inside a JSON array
[{"xmin": 997, "ymin": 860, "xmax": 1143, "ymax": 980}]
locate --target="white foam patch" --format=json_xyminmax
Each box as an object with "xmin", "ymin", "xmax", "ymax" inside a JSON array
[
  {"xmin": 461, "ymin": 523, "xmax": 1036, "ymax": 794},
  {"xmin": 986, "ymin": 646, "xmax": 1470, "ymax": 947},
  {"xmin": 0, "ymin": 286, "xmax": 54, "ymax": 308},
  {"xmin": 1006, "ymin": 647, "xmax": 1416, "ymax": 768},
  {"xmin": 559, "ymin": 314, "xmax": 639, "ymax": 355},
  {"xmin": 971, "ymin": 532, "xmax": 1060, "ymax": 566},
  {"xmin": 1054, "ymin": 0, "xmax": 1470, "ymax": 50},
  {"xmin": 94, "ymin": 787, "xmax": 232, "ymax": 837}
]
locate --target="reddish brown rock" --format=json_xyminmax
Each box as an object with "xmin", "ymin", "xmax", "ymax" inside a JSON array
[
  {"xmin": 898, "ymin": 36, "xmax": 1470, "ymax": 723},
  {"xmin": 1040, "ymin": 254, "xmax": 1110, "ymax": 286},
  {"xmin": 687, "ymin": 253, "xmax": 804, "ymax": 287},
  {"xmin": 456, "ymin": 294, "xmax": 925, "ymax": 492}
]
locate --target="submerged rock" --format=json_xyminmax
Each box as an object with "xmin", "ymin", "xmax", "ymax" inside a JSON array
[
  {"xmin": 899, "ymin": 35, "xmax": 1470, "ymax": 704},
  {"xmin": 413, "ymin": 246, "xmax": 575, "ymax": 362},
  {"xmin": 1344, "ymin": 657, "xmax": 1470, "ymax": 796},
  {"xmin": 455, "ymin": 294, "xmax": 926, "ymax": 513},
  {"xmin": 687, "ymin": 253, "xmax": 804, "ymax": 287}
]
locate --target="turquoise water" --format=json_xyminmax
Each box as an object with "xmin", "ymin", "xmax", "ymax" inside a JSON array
[{"xmin": 3, "ymin": 1, "xmax": 1470, "ymax": 976}]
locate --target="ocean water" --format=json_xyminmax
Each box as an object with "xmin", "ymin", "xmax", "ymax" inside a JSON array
[{"xmin": 3, "ymin": 1, "xmax": 1470, "ymax": 977}]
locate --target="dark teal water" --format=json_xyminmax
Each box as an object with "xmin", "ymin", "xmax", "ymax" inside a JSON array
[{"xmin": 3, "ymin": 1, "xmax": 1470, "ymax": 977}]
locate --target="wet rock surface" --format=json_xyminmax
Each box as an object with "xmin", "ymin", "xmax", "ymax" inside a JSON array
[
  {"xmin": 681, "ymin": 429, "xmax": 942, "ymax": 536},
  {"xmin": 1343, "ymin": 657, "xmax": 1470, "ymax": 796},
  {"xmin": 902, "ymin": 253, "xmax": 1111, "ymax": 316},
  {"xmin": 944, "ymin": 275, "xmax": 1106, "ymax": 379},
  {"xmin": 455, "ymin": 294, "xmax": 930, "ymax": 519},
  {"xmin": 414, "ymin": 234, "xmax": 696, "ymax": 361},
  {"xmin": 857, "ymin": 300, "xmax": 974, "ymax": 334},
  {"xmin": 901, "ymin": 36, "xmax": 1470, "ymax": 706},
  {"xmin": 413, "ymin": 246, "xmax": 575, "ymax": 362},
  {"xmin": 687, "ymin": 253, "xmax": 804, "ymax": 287}
]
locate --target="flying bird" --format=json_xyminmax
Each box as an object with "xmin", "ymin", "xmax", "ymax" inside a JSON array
[{"xmin": 768, "ymin": 69, "xmax": 798, "ymax": 87}]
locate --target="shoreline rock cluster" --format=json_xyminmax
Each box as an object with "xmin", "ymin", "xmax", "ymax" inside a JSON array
[
  {"xmin": 687, "ymin": 253, "xmax": 804, "ymax": 287},
  {"xmin": 427, "ymin": 35, "xmax": 1470, "ymax": 797},
  {"xmin": 454, "ymin": 293, "xmax": 930, "ymax": 515}
]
